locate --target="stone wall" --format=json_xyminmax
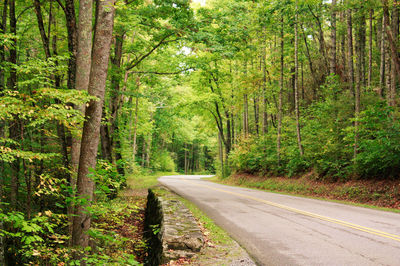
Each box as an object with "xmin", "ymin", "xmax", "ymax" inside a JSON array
[{"xmin": 145, "ymin": 188, "xmax": 204, "ymax": 265}]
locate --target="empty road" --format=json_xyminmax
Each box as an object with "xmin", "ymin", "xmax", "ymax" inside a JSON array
[{"xmin": 158, "ymin": 175, "xmax": 400, "ymax": 266}]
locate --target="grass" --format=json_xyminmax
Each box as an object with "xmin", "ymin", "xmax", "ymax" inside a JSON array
[
  {"xmin": 125, "ymin": 171, "xmax": 178, "ymax": 190},
  {"xmin": 178, "ymin": 197, "xmax": 233, "ymax": 246},
  {"xmin": 212, "ymin": 174, "xmax": 400, "ymax": 213}
]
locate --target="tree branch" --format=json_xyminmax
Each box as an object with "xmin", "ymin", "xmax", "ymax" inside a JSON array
[
  {"xmin": 54, "ymin": 0, "xmax": 66, "ymax": 13},
  {"xmin": 126, "ymin": 33, "xmax": 176, "ymax": 71},
  {"xmin": 130, "ymin": 68, "xmax": 194, "ymax": 75}
]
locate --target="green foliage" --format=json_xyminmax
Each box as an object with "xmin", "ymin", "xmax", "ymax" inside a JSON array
[
  {"xmin": 92, "ymin": 160, "xmax": 127, "ymax": 200},
  {"xmin": 353, "ymin": 102, "xmax": 400, "ymax": 178},
  {"xmin": 151, "ymin": 150, "xmax": 176, "ymax": 172},
  {"xmin": 0, "ymin": 210, "xmax": 69, "ymax": 264}
]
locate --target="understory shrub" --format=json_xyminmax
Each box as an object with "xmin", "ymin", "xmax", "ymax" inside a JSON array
[
  {"xmin": 92, "ymin": 159, "xmax": 126, "ymax": 200},
  {"xmin": 151, "ymin": 150, "xmax": 176, "ymax": 172},
  {"xmin": 229, "ymin": 83, "xmax": 400, "ymax": 180}
]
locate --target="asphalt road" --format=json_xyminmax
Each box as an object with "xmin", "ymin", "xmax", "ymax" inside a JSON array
[{"xmin": 158, "ymin": 175, "xmax": 400, "ymax": 266}]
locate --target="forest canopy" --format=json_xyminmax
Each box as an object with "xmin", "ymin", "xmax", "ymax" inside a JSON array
[{"xmin": 1, "ymin": 0, "xmax": 400, "ymax": 264}]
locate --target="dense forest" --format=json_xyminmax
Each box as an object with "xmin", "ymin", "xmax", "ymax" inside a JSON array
[{"xmin": 1, "ymin": 0, "xmax": 400, "ymax": 264}]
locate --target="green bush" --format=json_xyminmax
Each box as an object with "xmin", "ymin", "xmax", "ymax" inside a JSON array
[
  {"xmin": 92, "ymin": 159, "xmax": 126, "ymax": 200},
  {"xmin": 151, "ymin": 151, "xmax": 176, "ymax": 172},
  {"xmin": 353, "ymin": 102, "xmax": 400, "ymax": 178}
]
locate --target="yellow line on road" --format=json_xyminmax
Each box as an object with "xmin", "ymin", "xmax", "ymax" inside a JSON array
[{"xmin": 183, "ymin": 179, "xmax": 400, "ymax": 243}]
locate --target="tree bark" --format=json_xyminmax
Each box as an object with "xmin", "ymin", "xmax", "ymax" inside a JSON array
[
  {"xmin": 71, "ymin": 0, "xmax": 93, "ymax": 183},
  {"xmin": 277, "ymin": 16, "xmax": 284, "ymax": 165},
  {"xmin": 184, "ymin": 143, "xmax": 188, "ymax": 174},
  {"xmin": 132, "ymin": 76, "xmax": 140, "ymax": 163},
  {"xmin": 63, "ymin": 0, "xmax": 77, "ymax": 91},
  {"xmin": 72, "ymin": 0, "xmax": 115, "ymax": 249},
  {"xmin": 33, "ymin": 0, "xmax": 51, "ymax": 58},
  {"xmin": 105, "ymin": 33, "xmax": 124, "ymax": 166},
  {"xmin": 69, "ymin": 0, "xmax": 93, "ymax": 246},
  {"xmin": 348, "ymin": 9, "xmax": 355, "ymax": 96},
  {"xmin": 301, "ymin": 25, "xmax": 318, "ymax": 98},
  {"xmin": 294, "ymin": 0, "xmax": 304, "ymax": 156},
  {"xmin": 330, "ymin": 0, "xmax": 337, "ymax": 75},
  {"xmin": 340, "ymin": 9, "xmax": 347, "ymax": 82},
  {"xmin": 389, "ymin": 0, "xmax": 398, "ymax": 106},
  {"xmin": 383, "ymin": 0, "xmax": 400, "ymax": 80},
  {"xmin": 308, "ymin": 5, "xmax": 329, "ymax": 75},
  {"xmin": 368, "ymin": 9, "xmax": 373, "ymax": 87},
  {"xmin": 0, "ymin": 0, "xmax": 8, "ymax": 90},
  {"xmin": 262, "ymin": 29, "xmax": 268, "ymax": 134},
  {"xmin": 218, "ymin": 132, "xmax": 224, "ymax": 176},
  {"xmin": 8, "ymin": 0, "xmax": 19, "ymax": 211},
  {"xmin": 354, "ymin": 8, "xmax": 363, "ymax": 159},
  {"xmin": 379, "ymin": 15, "xmax": 386, "ymax": 96},
  {"xmin": 243, "ymin": 61, "xmax": 249, "ymax": 138}
]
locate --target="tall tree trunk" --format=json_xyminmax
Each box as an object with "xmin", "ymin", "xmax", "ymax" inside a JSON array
[
  {"xmin": 379, "ymin": 15, "xmax": 386, "ymax": 96},
  {"xmin": 33, "ymin": 0, "xmax": 51, "ymax": 58},
  {"xmin": 301, "ymin": 25, "xmax": 318, "ymax": 98},
  {"xmin": 8, "ymin": 0, "xmax": 19, "ymax": 211},
  {"xmin": 72, "ymin": 0, "xmax": 115, "ymax": 249},
  {"xmin": 261, "ymin": 28, "xmax": 268, "ymax": 134},
  {"xmin": 348, "ymin": 9, "xmax": 355, "ymax": 96},
  {"xmin": 145, "ymin": 136, "xmax": 150, "ymax": 168},
  {"xmin": 243, "ymin": 61, "xmax": 249, "ymax": 137},
  {"xmin": 71, "ymin": 0, "xmax": 93, "ymax": 184},
  {"xmin": 103, "ymin": 33, "xmax": 124, "ymax": 166},
  {"xmin": 309, "ymin": 5, "xmax": 329, "ymax": 76},
  {"xmin": 253, "ymin": 96, "xmax": 259, "ymax": 135},
  {"xmin": 52, "ymin": 5, "xmax": 70, "ymax": 169},
  {"xmin": 277, "ymin": 16, "xmax": 284, "ymax": 165},
  {"xmin": 141, "ymin": 139, "xmax": 146, "ymax": 167},
  {"xmin": 330, "ymin": 0, "xmax": 337, "ymax": 75},
  {"xmin": 340, "ymin": 9, "xmax": 347, "ymax": 82},
  {"xmin": 368, "ymin": 9, "xmax": 373, "ymax": 87},
  {"xmin": 132, "ymin": 76, "xmax": 140, "ymax": 163},
  {"xmin": 218, "ymin": 132, "xmax": 224, "ymax": 176},
  {"xmin": 69, "ymin": 0, "xmax": 93, "ymax": 246},
  {"xmin": 184, "ymin": 143, "xmax": 188, "ymax": 174},
  {"xmin": 63, "ymin": 0, "xmax": 77, "ymax": 90},
  {"xmin": 389, "ymin": 1, "xmax": 399, "ymax": 106},
  {"xmin": 354, "ymin": 9, "xmax": 363, "ymax": 159},
  {"xmin": 383, "ymin": 0, "xmax": 400, "ymax": 79},
  {"xmin": 294, "ymin": 0, "xmax": 304, "ymax": 156},
  {"xmin": 0, "ymin": 0, "xmax": 8, "ymax": 90},
  {"xmin": 100, "ymin": 112, "xmax": 113, "ymax": 161}
]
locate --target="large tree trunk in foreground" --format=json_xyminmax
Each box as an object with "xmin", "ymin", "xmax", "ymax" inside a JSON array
[
  {"xmin": 71, "ymin": 0, "xmax": 93, "ymax": 187},
  {"xmin": 69, "ymin": 0, "xmax": 93, "ymax": 246},
  {"xmin": 72, "ymin": 0, "xmax": 115, "ymax": 249}
]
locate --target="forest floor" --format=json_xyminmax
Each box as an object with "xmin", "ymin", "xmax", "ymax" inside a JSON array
[
  {"xmin": 211, "ymin": 172, "xmax": 400, "ymax": 211},
  {"xmin": 114, "ymin": 172, "xmax": 254, "ymax": 265}
]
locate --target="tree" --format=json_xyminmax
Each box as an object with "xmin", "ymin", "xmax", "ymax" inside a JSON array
[
  {"xmin": 72, "ymin": 0, "xmax": 115, "ymax": 249},
  {"xmin": 294, "ymin": 0, "xmax": 304, "ymax": 156}
]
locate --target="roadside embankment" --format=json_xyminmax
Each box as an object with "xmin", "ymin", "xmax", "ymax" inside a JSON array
[
  {"xmin": 215, "ymin": 173, "xmax": 400, "ymax": 211},
  {"xmin": 145, "ymin": 188, "xmax": 204, "ymax": 265}
]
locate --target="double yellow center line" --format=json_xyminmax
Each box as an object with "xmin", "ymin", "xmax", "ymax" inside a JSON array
[{"xmin": 183, "ymin": 179, "xmax": 400, "ymax": 243}]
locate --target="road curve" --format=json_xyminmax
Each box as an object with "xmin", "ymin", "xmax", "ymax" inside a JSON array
[{"xmin": 158, "ymin": 175, "xmax": 400, "ymax": 266}]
